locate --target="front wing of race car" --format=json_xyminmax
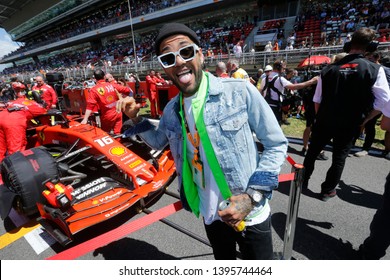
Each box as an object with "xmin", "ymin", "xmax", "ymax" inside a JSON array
[
  {"xmin": 0, "ymin": 111, "xmax": 176, "ymax": 246},
  {"xmin": 38, "ymin": 152, "xmax": 174, "ymax": 246}
]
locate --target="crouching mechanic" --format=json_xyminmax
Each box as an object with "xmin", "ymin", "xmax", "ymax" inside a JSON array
[
  {"xmin": 0, "ymin": 82, "xmax": 47, "ymax": 163},
  {"xmin": 116, "ymin": 23, "xmax": 288, "ymax": 260}
]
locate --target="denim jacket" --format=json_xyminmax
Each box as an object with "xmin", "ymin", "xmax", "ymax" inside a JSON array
[{"xmin": 126, "ymin": 72, "xmax": 288, "ymax": 212}]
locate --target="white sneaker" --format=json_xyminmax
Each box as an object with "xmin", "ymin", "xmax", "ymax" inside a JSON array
[{"xmin": 354, "ymin": 150, "xmax": 368, "ymax": 157}]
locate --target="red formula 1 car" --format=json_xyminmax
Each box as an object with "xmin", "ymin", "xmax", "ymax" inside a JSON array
[{"xmin": 0, "ymin": 110, "xmax": 176, "ymax": 246}]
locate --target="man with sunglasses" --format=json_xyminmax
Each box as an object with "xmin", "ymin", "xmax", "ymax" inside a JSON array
[{"xmin": 118, "ymin": 23, "xmax": 288, "ymax": 260}]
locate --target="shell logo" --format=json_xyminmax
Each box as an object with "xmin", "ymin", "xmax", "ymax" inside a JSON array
[
  {"xmin": 22, "ymin": 101, "xmax": 32, "ymax": 105},
  {"xmin": 92, "ymin": 200, "xmax": 99, "ymax": 205},
  {"xmin": 109, "ymin": 146, "xmax": 126, "ymax": 156},
  {"xmin": 106, "ymin": 95, "xmax": 114, "ymax": 103}
]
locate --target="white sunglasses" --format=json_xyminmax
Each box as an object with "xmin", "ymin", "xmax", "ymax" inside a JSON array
[{"xmin": 157, "ymin": 44, "xmax": 199, "ymax": 68}]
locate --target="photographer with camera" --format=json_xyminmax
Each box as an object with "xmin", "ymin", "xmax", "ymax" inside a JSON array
[{"xmin": 258, "ymin": 60, "xmax": 318, "ymax": 125}]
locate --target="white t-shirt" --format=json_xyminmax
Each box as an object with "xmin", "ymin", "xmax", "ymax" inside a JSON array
[
  {"xmin": 313, "ymin": 66, "xmax": 390, "ymax": 111},
  {"xmin": 382, "ymin": 99, "xmax": 390, "ymax": 118},
  {"xmin": 183, "ymin": 94, "xmax": 270, "ymax": 226},
  {"xmin": 260, "ymin": 72, "xmax": 292, "ymax": 102}
]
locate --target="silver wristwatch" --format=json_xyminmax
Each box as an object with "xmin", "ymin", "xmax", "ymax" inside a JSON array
[{"xmin": 245, "ymin": 187, "xmax": 263, "ymax": 206}]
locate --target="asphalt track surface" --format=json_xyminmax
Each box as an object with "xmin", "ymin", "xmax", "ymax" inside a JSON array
[{"xmin": 0, "ymin": 138, "xmax": 389, "ymax": 260}]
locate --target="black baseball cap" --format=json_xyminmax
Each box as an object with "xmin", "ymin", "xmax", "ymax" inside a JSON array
[{"xmin": 155, "ymin": 23, "xmax": 200, "ymax": 55}]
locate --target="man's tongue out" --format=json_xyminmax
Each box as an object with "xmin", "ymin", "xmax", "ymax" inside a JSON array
[{"xmin": 178, "ymin": 72, "xmax": 192, "ymax": 84}]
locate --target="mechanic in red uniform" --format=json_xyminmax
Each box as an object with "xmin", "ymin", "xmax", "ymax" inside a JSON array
[
  {"xmin": 104, "ymin": 73, "xmax": 133, "ymax": 97},
  {"xmin": 0, "ymin": 82, "xmax": 47, "ymax": 163},
  {"xmin": 145, "ymin": 70, "xmax": 162, "ymax": 118},
  {"xmin": 155, "ymin": 71, "xmax": 168, "ymax": 84},
  {"xmin": 81, "ymin": 70, "xmax": 131, "ymax": 134},
  {"xmin": 32, "ymin": 76, "xmax": 58, "ymax": 109}
]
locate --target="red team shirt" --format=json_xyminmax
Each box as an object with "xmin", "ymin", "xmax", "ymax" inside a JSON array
[
  {"xmin": 32, "ymin": 83, "xmax": 58, "ymax": 108},
  {"xmin": 85, "ymin": 79, "xmax": 131, "ymax": 134}
]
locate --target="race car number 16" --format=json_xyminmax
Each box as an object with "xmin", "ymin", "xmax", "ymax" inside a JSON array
[{"xmin": 94, "ymin": 136, "xmax": 114, "ymax": 147}]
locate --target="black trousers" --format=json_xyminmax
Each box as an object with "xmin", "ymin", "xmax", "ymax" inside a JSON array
[
  {"xmin": 362, "ymin": 172, "xmax": 390, "ymax": 259},
  {"xmin": 269, "ymin": 103, "xmax": 282, "ymax": 124},
  {"xmin": 362, "ymin": 114, "xmax": 382, "ymax": 151},
  {"xmin": 303, "ymin": 124, "xmax": 355, "ymax": 193},
  {"xmin": 204, "ymin": 215, "xmax": 273, "ymax": 260}
]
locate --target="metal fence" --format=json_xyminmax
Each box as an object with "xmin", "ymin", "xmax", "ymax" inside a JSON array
[{"xmin": 15, "ymin": 42, "xmax": 390, "ymax": 82}]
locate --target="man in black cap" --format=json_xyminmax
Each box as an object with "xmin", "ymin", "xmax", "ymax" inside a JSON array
[{"xmin": 117, "ymin": 22, "xmax": 288, "ymax": 260}]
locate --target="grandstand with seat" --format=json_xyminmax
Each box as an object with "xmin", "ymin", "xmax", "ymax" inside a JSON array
[{"xmin": 0, "ymin": 0, "xmax": 388, "ymax": 81}]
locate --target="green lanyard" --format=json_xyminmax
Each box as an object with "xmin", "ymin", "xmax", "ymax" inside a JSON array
[{"xmin": 179, "ymin": 71, "xmax": 232, "ymax": 217}]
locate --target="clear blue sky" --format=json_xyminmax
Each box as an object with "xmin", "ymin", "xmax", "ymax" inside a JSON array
[{"xmin": 0, "ymin": 28, "xmax": 20, "ymax": 71}]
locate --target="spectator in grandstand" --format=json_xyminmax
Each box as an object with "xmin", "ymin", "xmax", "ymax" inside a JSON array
[
  {"xmin": 118, "ymin": 22, "xmax": 288, "ymax": 260},
  {"xmin": 320, "ymin": 23, "xmax": 327, "ymax": 42},
  {"xmin": 336, "ymin": 37, "xmax": 344, "ymax": 46},
  {"xmin": 358, "ymin": 100, "xmax": 390, "ymax": 259},
  {"xmin": 250, "ymin": 47, "xmax": 256, "ymax": 64},
  {"xmin": 264, "ymin": 41, "xmax": 272, "ymax": 52},
  {"xmin": 299, "ymin": 40, "xmax": 307, "ymax": 49},
  {"xmin": 81, "ymin": 69, "xmax": 128, "ymax": 134},
  {"xmin": 272, "ymin": 40, "xmax": 279, "ymax": 52},
  {"xmin": 215, "ymin": 61, "xmax": 229, "ymax": 78},
  {"xmin": 206, "ymin": 48, "xmax": 214, "ymax": 64},
  {"xmin": 232, "ymin": 41, "xmax": 242, "ymax": 59},
  {"xmin": 145, "ymin": 70, "xmax": 163, "ymax": 119},
  {"xmin": 339, "ymin": 20, "xmax": 347, "ymax": 34},
  {"xmin": 226, "ymin": 59, "xmax": 250, "ymax": 81},
  {"xmin": 380, "ymin": 6, "xmax": 389, "ymax": 23},
  {"xmin": 354, "ymin": 51, "xmax": 384, "ymax": 158},
  {"xmin": 302, "ymin": 28, "xmax": 390, "ymax": 201},
  {"xmin": 285, "ymin": 42, "xmax": 294, "ymax": 51},
  {"xmin": 258, "ymin": 60, "xmax": 318, "ymax": 125},
  {"xmin": 32, "ymin": 76, "xmax": 58, "ymax": 109},
  {"xmin": 0, "ymin": 83, "xmax": 46, "ymax": 163},
  {"xmin": 286, "ymin": 32, "xmax": 296, "ymax": 46},
  {"xmin": 344, "ymin": 33, "xmax": 352, "ymax": 45}
]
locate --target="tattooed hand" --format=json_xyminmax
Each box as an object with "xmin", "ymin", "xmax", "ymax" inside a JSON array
[{"xmin": 218, "ymin": 193, "xmax": 253, "ymax": 229}]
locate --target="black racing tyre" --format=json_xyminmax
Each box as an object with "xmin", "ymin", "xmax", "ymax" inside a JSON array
[{"xmin": 1, "ymin": 148, "xmax": 59, "ymax": 216}]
